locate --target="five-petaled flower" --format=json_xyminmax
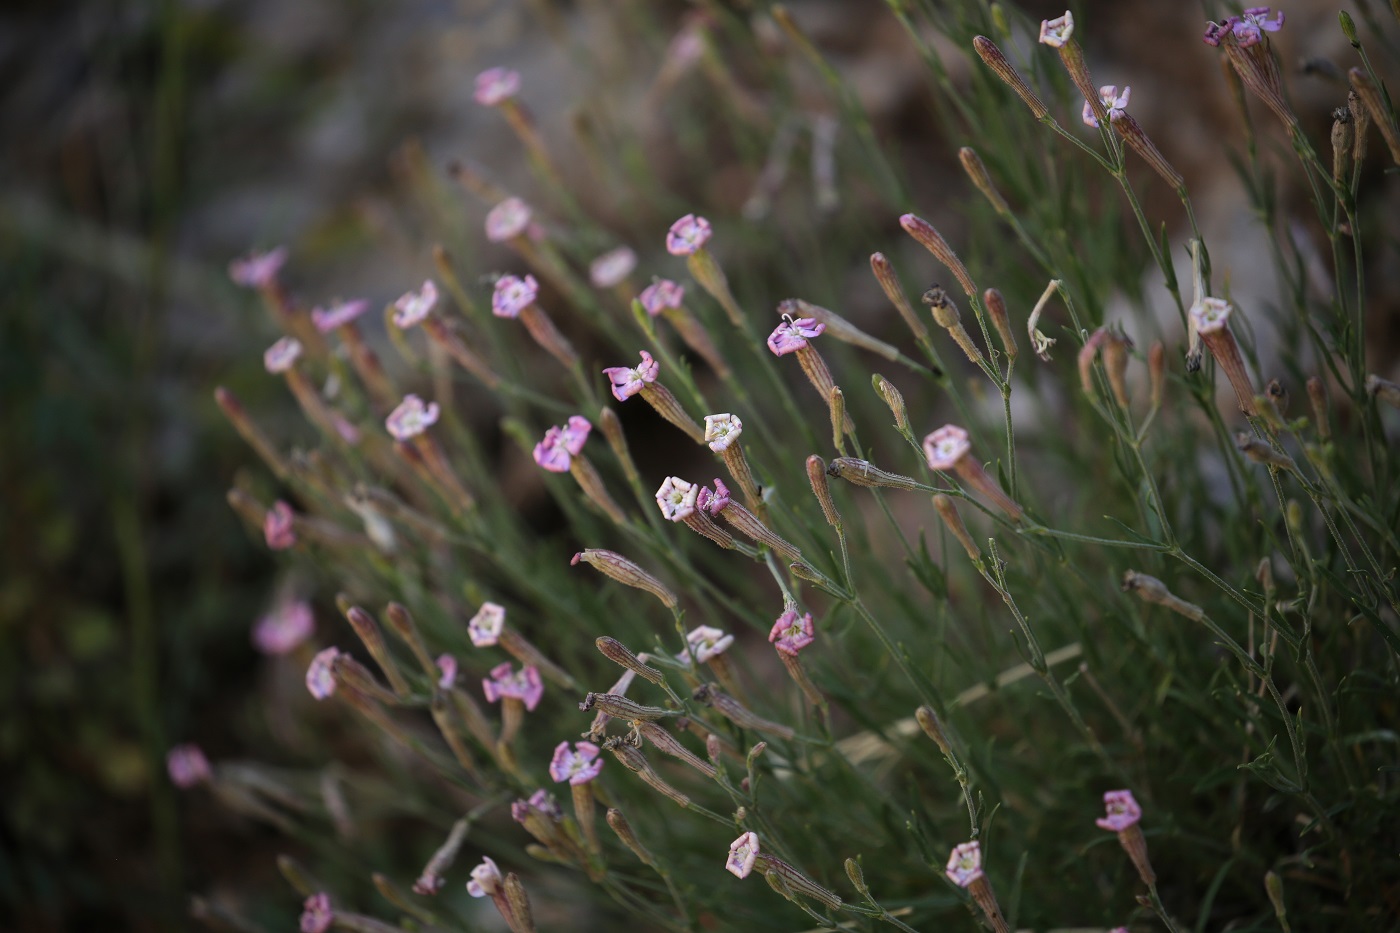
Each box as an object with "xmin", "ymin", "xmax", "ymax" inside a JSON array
[
  {"xmin": 1038, "ymin": 11, "xmax": 1074, "ymax": 47},
  {"xmin": 589, "ymin": 247, "xmax": 637, "ymax": 288},
  {"xmin": 655, "ymin": 476, "xmax": 699, "ymax": 521},
  {"xmin": 923, "ymin": 424, "xmax": 971, "ymax": 471},
  {"xmin": 533, "ymin": 416, "xmax": 592, "ymax": 472},
  {"xmin": 469, "ymin": 602, "xmax": 506, "ymax": 646},
  {"xmin": 263, "ymin": 336, "xmax": 302, "ymax": 374},
  {"xmin": 166, "ymin": 744, "xmax": 212, "ymax": 788},
  {"xmin": 485, "ymin": 197, "xmax": 532, "ymax": 242},
  {"xmin": 253, "ymin": 600, "xmax": 314, "ymax": 655},
  {"xmin": 393, "ymin": 280, "xmax": 438, "ymax": 328},
  {"xmin": 686, "ymin": 625, "xmax": 734, "ymax": 663},
  {"xmin": 1083, "ymin": 85, "xmax": 1130, "ymax": 127},
  {"xmin": 1189, "ymin": 297, "xmax": 1232, "ymax": 333},
  {"xmin": 639, "ymin": 278, "xmax": 685, "ymax": 316},
  {"xmin": 311, "ymin": 299, "xmax": 369, "ymax": 333},
  {"xmin": 549, "ymin": 741, "xmax": 604, "ymax": 785},
  {"xmin": 666, "ymin": 213, "xmax": 712, "ymax": 256},
  {"xmin": 726, "ymin": 831, "xmax": 760, "ymax": 878},
  {"xmin": 229, "ymin": 247, "xmax": 287, "ymax": 288},
  {"xmin": 945, "ymin": 841, "xmax": 984, "ymax": 888},
  {"xmin": 263, "ymin": 500, "xmax": 296, "ymax": 550},
  {"xmin": 491, "ymin": 273, "xmax": 539, "ymax": 318},
  {"xmin": 483, "ymin": 662, "xmax": 544, "ymax": 711},
  {"xmin": 1096, "ymin": 789, "xmax": 1143, "ymax": 832},
  {"xmin": 473, "ymin": 67, "xmax": 520, "ymax": 107},
  {"xmin": 300, "ymin": 892, "xmax": 333, "ymax": 933},
  {"xmin": 436, "ymin": 654, "xmax": 458, "ymax": 689},
  {"xmin": 769, "ymin": 609, "xmax": 815, "ymax": 656},
  {"xmin": 703, "ymin": 413, "xmax": 742, "ymax": 452},
  {"xmin": 386, "ymin": 394, "xmax": 441, "ymax": 441},
  {"xmin": 305, "ymin": 647, "xmax": 341, "ymax": 700},
  {"xmin": 466, "ymin": 856, "xmax": 504, "ymax": 897},
  {"xmin": 767, "ymin": 317, "xmax": 825, "ymax": 356},
  {"xmin": 602, "ymin": 351, "xmax": 659, "ymax": 402}
]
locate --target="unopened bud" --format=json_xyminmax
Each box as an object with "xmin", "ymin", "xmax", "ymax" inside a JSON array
[
  {"xmin": 1349, "ymin": 67, "xmax": 1400, "ymax": 165},
  {"xmin": 1307, "ymin": 376, "xmax": 1330, "ymax": 438},
  {"xmin": 596, "ymin": 637, "xmax": 665, "ymax": 684},
  {"xmin": 1255, "ymin": 556, "xmax": 1275, "ymax": 595},
  {"xmin": 844, "ymin": 858, "xmax": 872, "ymax": 898},
  {"xmin": 1236, "ymin": 433, "xmax": 1298, "ymax": 474},
  {"xmin": 344, "ymin": 605, "xmax": 412, "ymax": 697},
  {"xmin": 635, "ymin": 720, "xmax": 717, "ymax": 777},
  {"xmin": 571, "ymin": 549, "xmax": 678, "ymax": 608},
  {"xmin": 606, "ymin": 808, "xmax": 654, "ymax": 865},
  {"xmin": 1264, "ymin": 871, "xmax": 1289, "ymax": 930},
  {"xmin": 932, "ymin": 495, "xmax": 979, "ymax": 561},
  {"xmin": 805, "ymin": 455, "xmax": 842, "ymax": 527},
  {"xmin": 972, "ymin": 36, "xmax": 1049, "ymax": 119},
  {"xmin": 1148, "ymin": 341, "xmax": 1166, "ymax": 412},
  {"xmin": 959, "ymin": 148, "xmax": 1010, "ymax": 217},
  {"xmin": 1115, "ymin": 114, "xmax": 1185, "ymax": 191},
  {"xmin": 983, "ymin": 287, "xmax": 1017, "ymax": 360},
  {"xmin": 503, "ymin": 873, "xmax": 533, "ymax": 931},
  {"xmin": 869, "ymin": 252, "xmax": 931, "ymax": 344},
  {"xmin": 873, "ymin": 373, "xmax": 911, "ymax": 434},
  {"xmin": 915, "ymin": 704, "xmax": 953, "ymax": 756},
  {"xmin": 1265, "ymin": 379, "xmax": 1289, "ymax": 416},
  {"xmin": 692, "ymin": 683, "xmax": 795, "ymax": 739},
  {"xmin": 827, "ymin": 457, "xmax": 921, "ymax": 491},
  {"xmin": 829, "ymin": 385, "xmax": 847, "ymax": 450},
  {"xmin": 1348, "ymin": 89, "xmax": 1370, "ymax": 163},
  {"xmin": 580, "ymin": 692, "xmax": 677, "ymax": 721},
  {"xmin": 922, "ymin": 285, "xmax": 981, "ymax": 362},
  {"xmin": 1121, "ymin": 570, "xmax": 1203, "ymax": 621},
  {"xmin": 598, "ymin": 408, "xmax": 641, "ymax": 486},
  {"xmin": 901, "ymin": 215, "xmax": 976, "ymax": 298},
  {"xmin": 1332, "ymin": 108, "xmax": 1353, "ymax": 185}
]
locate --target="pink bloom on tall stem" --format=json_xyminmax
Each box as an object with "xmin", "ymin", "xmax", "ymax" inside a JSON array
[
  {"xmin": 263, "ymin": 336, "xmax": 302, "ymax": 373},
  {"xmin": 589, "ymin": 247, "xmax": 637, "ymax": 288},
  {"xmin": 491, "ymin": 273, "xmax": 539, "ymax": 318},
  {"xmin": 639, "ymin": 278, "xmax": 685, "ymax": 316},
  {"xmin": 310, "ymin": 299, "xmax": 369, "ymax": 333},
  {"xmin": 602, "ymin": 351, "xmax": 659, "ymax": 401},
  {"xmin": 253, "ymin": 600, "xmax": 314, "ymax": 655},
  {"xmin": 549, "ymin": 741, "xmax": 604, "ymax": 785},
  {"xmin": 686, "ymin": 625, "xmax": 733, "ymax": 663},
  {"xmin": 306, "ymin": 647, "xmax": 341, "ymax": 700},
  {"xmin": 923, "ymin": 424, "xmax": 972, "ymax": 470},
  {"xmin": 655, "ymin": 476, "xmax": 699, "ymax": 521},
  {"xmin": 945, "ymin": 841, "xmax": 984, "ymax": 887},
  {"xmin": 1095, "ymin": 790, "xmax": 1143, "ymax": 832},
  {"xmin": 473, "ymin": 67, "xmax": 520, "ymax": 106},
  {"xmin": 393, "ymin": 280, "xmax": 438, "ymax": 328},
  {"xmin": 726, "ymin": 831, "xmax": 760, "ymax": 878},
  {"xmin": 485, "ymin": 197, "xmax": 532, "ymax": 242},
  {"xmin": 469, "ymin": 602, "xmax": 506, "ymax": 646},
  {"xmin": 436, "ymin": 654, "xmax": 458, "ymax": 689},
  {"xmin": 766, "ymin": 317, "xmax": 825, "ymax": 356},
  {"xmin": 166, "ymin": 744, "xmax": 212, "ymax": 788},
  {"xmin": 769, "ymin": 609, "xmax": 815, "ymax": 656},
  {"xmin": 1038, "ymin": 11, "xmax": 1074, "ymax": 46},
  {"xmin": 483, "ymin": 662, "xmax": 544, "ymax": 711},
  {"xmin": 385, "ymin": 394, "xmax": 440, "ymax": 441},
  {"xmin": 666, "ymin": 213, "xmax": 712, "ymax": 256},
  {"xmin": 299, "ymin": 893, "xmax": 333, "ymax": 933},
  {"xmin": 1083, "ymin": 85, "xmax": 1130, "ymax": 127},
  {"xmin": 263, "ymin": 500, "xmax": 296, "ymax": 550},
  {"xmin": 229, "ymin": 247, "xmax": 287, "ymax": 288},
  {"xmin": 466, "ymin": 856, "xmax": 504, "ymax": 896}
]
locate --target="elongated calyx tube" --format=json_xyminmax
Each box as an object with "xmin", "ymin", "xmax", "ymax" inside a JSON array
[
  {"xmin": 571, "ymin": 550, "xmax": 678, "ymax": 609},
  {"xmin": 826, "ymin": 458, "xmax": 922, "ymax": 491},
  {"xmin": 972, "ymin": 36, "xmax": 1049, "ymax": 119},
  {"xmin": 1122, "ymin": 570, "xmax": 1203, "ymax": 621},
  {"xmin": 595, "ymin": 637, "xmax": 665, "ymax": 685}
]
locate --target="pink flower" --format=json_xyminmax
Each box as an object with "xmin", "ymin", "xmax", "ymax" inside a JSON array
[
  {"xmin": 466, "ymin": 856, "xmax": 503, "ymax": 897},
  {"xmin": 1038, "ymin": 11, "xmax": 1074, "ymax": 47},
  {"xmin": 769, "ymin": 609, "xmax": 815, "ymax": 656},
  {"xmin": 469, "ymin": 602, "xmax": 506, "ymax": 646},
  {"xmin": 1082, "ymin": 85, "xmax": 1130, "ymax": 128},
  {"xmin": 491, "ymin": 273, "xmax": 539, "ymax": 318},
  {"xmin": 228, "ymin": 246, "xmax": 287, "ymax": 288},
  {"xmin": 666, "ymin": 213, "xmax": 712, "ymax": 256},
  {"xmin": 299, "ymin": 893, "xmax": 333, "ymax": 933},
  {"xmin": 702, "ymin": 413, "xmax": 742, "ymax": 452},
  {"xmin": 263, "ymin": 336, "xmax": 302, "ymax": 374},
  {"xmin": 1203, "ymin": 18, "xmax": 1235, "ymax": 46},
  {"xmin": 766, "ymin": 317, "xmax": 825, "ymax": 356},
  {"xmin": 533, "ymin": 416, "xmax": 591, "ymax": 472},
  {"xmin": 1189, "ymin": 297, "xmax": 1232, "ymax": 334},
  {"xmin": 549, "ymin": 741, "xmax": 604, "ymax": 785},
  {"xmin": 602, "ymin": 351, "xmax": 659, "ymax": 401},
  {"xmin": 1233, "ymin": 7, "xmax": 1283, "ymax": 46},
  {"xmin": 726, "ymin": 831, "xmax": 760, "ymax": 878},
  {"xmin": 589, "ymin": 247, "xmax": 637, "ymax": 288},
  {"xmin": 639, "ymin": 278, "xmax": 685, "ymax": 316},
  {"xmin": 1095, "ymin": 789, "xmax": 1143, "ymax": 832},
  {"xmin": 527, "ymin": 788, "xmax": 562, "ymax": 818},
  {"xmin": 311, "ymin": 299, "xmax": 370, "ymax": 333},
  {"xmin": 923, "ymin": 424, "xmax": 971, "ymax": 471},
  {"xmin": 483, "ymin": 662, "xmax": 544, "ymax": 711},
  {"xmin": 655, "ymin": 476, "xmax": 699, "ymax": 521},
  {"xmin": 166, "ymin": 744, "xmax": 211, "ymax": 788},
  {"xmin": 263, "ymin": 500, "xmax": 296, "ymax": 550},
  {"xmin": 436, "ymin": 654, "xmax": 458, "ymax": 689},
  {"xmin": 561, "ymin": 415, "xmax": 591, "ymax": 454},
  {"xmin": 386, "ymin": 394, "xmax": 441, "ymax": 441},
  {"xmin": 485, "ymin": 197, "xmax": 532, "ymax": 243},
  {"xmin": 696, "ymin": 478, "xmax": 731, "ymax": 515},
  {"xmin": 306, "ymin": 647, "xmax": 341, "ymax": 700},
  {"xmin": 473, "ymin": 67, "xmax": 520, "ymax": 106},
  {"xmin": 945, "ymin": 841, "xmax": 984, "ymax": 888},
  {"xmin": 393, "ymin": 280, "xmax": 438, "ymax": 328},
  {"xmin": 253, "ymin": 600, "xmax": 315, "ymax": 655},
  {"xmin": 686, "ymin": 625, "xmax": 733, "ymax": 662}
]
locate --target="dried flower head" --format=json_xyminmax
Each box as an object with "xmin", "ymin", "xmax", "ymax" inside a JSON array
[
  {"xmin": 466, "ymin": 856, "xmax": 504, "ymax": 897},
  {"xmin": 485, "ymin": 197, "xmax": 532, "ymax": 242},
  {"xmin": 549, "ymin": 741, "xmax": 604, "ymax": 785},
  {"xmin": 166, "ymin": 744, "xmax": 212, "ymax": 788},
  {"xmin": 602, "ymin": 351, "xmax": 660, "ymax": 402},
  {"xmin": 435, "ymin": 653, "xmax": 458, "ymax": 689},
  {"xmin": 945, "ymin": 841, "xmax": 984, "ymax": 887},
  {"xmin": 639, "ymin": 278, "xmax": 685, "ymax": 315},
  {"xmin": 589, "ymin": 247, "xmax": 638, "ymax": 288},
  {"xmin": 473, "ymin": 67, "xmax": 520, "ymax": 106},
  {"xmin": 923, "ymin": 424, "xmax": 971, "ymax": 471},
  {"xmin": 311, "ymin": 299, "xmax": 370, "ymax": 333},
  {"xmin": 1039, "ymin": 11, "xmax": 1074, "ymax": 47},
  {"xmin": 253, "ymin": 600, "xmax": 314, "ymax": 655},
  {"xmin": 703, "ymin": 413, "xmax": 743, "ymax": 452},
  {"xmin": 687, "ymin": 625, "xmax": 734, "ymax": 663},
  {"xmin": 1096, "ymin": 789, "xmax": 1143, "ymax": 831},
  {"xmin": 229, "ymin": 247, "xmax": 287, "ymax": 288},
  {"xmin": 769, "ymin": 609, "xmax": 815, "ymax": 655},
  {"xmin": 1083, "ymin": 85, "xmax": 1130, "ymax": 127},
  {"xmin": 656, "ymin": 476, "xmax": 699, "ymax": 521},
  {"xmin": 491, "ymin": 273, "xmax": 539, "ymax": 318},
  {"xmin": 469, "ymin": 602, "xmax": 506, "ymax": 646},
  {"xmin": 483, "ymin": 662, "xmax": 544, "ymax": 711},
  {"xmin": 766, "ymin": 317, "xmax": 825, "ymax": 356},
  {"xmin": 385, "ymin": 394, "xmax": 441, "ymax": 441},
  {"xmin": 666, "ymin": 213, "xmax": 712, "ymax": 256},
  {"xmin": 263, "ymin": 500, "xmax": 296, "ymax": 550},
  {"xmin": 393, "ymin": 280, "xmax": 438, "ymax": 328},
  {"xmin": 305, "ymin": 647, "xmax": 341, "ymax": 700},
  {"xmin": 727, "ymin": 831, "xmax": 760, "ymax": 878},
  {"xmin": 299, "ymin": 892, "xmax": 333, "ymax": 933},
  {"xmin": 263, "ymin": 336, "xmax": 302, "ymax": 374}
]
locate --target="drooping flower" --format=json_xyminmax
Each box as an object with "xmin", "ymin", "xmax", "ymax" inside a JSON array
[
  {"xmin": 166, "ymin": 744, "xmax": 212, "ymax": 788},
  {"xmin": 1095, "ymin": 790, "xmax": 1143, "ymax": 832},
  {"xmin": 253, "ymin": 600, "xmax": 314, "ymax": 655},
  {"xmin": 696, "ymin": 477, "xmax": 731, "ymax": 516},
  {"xmin": 299, "ymin": 892, "xmax": 333, "ymax": 933},
  {"xmin": 602, "ymin": 351, "xmax": 659, "ymax": 401},
  {"xmin": 655, "ymin": 476, "xmax": 699, "ymax": 521},
  {"xmin": 1082, "ymin": 85, "xmax": 1130, "ymax": 127},
  {"xmin": 310, "ymin": 299, "xmax": 370, "ymax": 333},
  {"xmin": 769, "ymin": 609, "xmax": 815, "ymax": 656},
  {"xmin": 485, "ymin": 197, "xmax": 532, "ymax": 242},
  {"xmin": 589, "ymin": 247, "xmax": 637, "ymax": 288},
  {"xmin": 533, "ymin": 416, "xmax": 591, "ymax": 472},
  {"xmin": 726, "ymin": 831, "xmax": 760, "ymax": 878},
  {"xmin": 702, "ymin": 413, "xmax": 742, "ymax": 452},
  {"xmin": 639, "ymin": 278, "xmax": 685, "ymax": 316},
  {"xmin": 306, "ymin": 647, "xmax": 341, "ymax": 700},
  {"xmin": 766, "ymin": 317, "xmax": 825, "ymax": 356},
  {"xmin": 263, "ymin": 336, "xmax": 303, "ymax": 374},
  {"xmin": 1038, "ymin": 11, "xmax": 1074, "ymax": 47},
  {"xmin": 666, "ymin": 213, "xmax": 712, "ymax": 256},
  {"xmin": 1232, "ymin": 7, "xmax": 1284, "ymax": 46},
  {"xmin": 491, "ymin": 273, "xmax": 539, "ymax": 318},
  {"xmin": 263, "ymin": 500, "xmax": 296, "ymax": 550},
  {"xmin": 945, "ymin": 841, "xmax": 984, "ymax": 887},
  {"xmin": 473, "ymin": 67, "xmax": 520, "ymax": 107},
  {"xmin": 385, "ymin": 394, "xmax": 441, "ymax": 441},
  {"xmin": 466, "ymin": 856, "xmax": 504, "ymax": 897},
  {"xmin": 923, "ymin": 424, "xmax": 972, "ymax": 471},
  {"xmin": 549, "ymin": 741, "xmax": 604, "ymax": 785},
  {"xmin": 469, "ymin": 602, "xmax": 506, "ymax": 646},
  {"xmin": 228, "ymin": 247, "xmax": 287, "ymax": 288},
  {"xmin": 687, "ymin": 625, "xmax": 734, "ymax": 663},
  {"xmin": 483, "ymin": 662, "xmax": 544, "ymax": 711},
  {"xmin": 436, "ymin": 654, "xmax": 458, "ymax": 689},
  {"xmin": 393, "ymin": 280, "xmax": 438, "ymax": 328}
]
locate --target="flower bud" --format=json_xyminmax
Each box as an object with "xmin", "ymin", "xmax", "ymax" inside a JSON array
[
  {"xmin": 571, "ymin": 549, "xmax": 678, "ymax": 608},
  {"xmin": 1121, "ymin": 570, "xmax": 1203, "ymax": 621},
  {"xmin": 873, "ymin": 373, "xmax": 911, "ymax": 434},
  {"xmin": 827, "ymin": 458, "xmax": 922, "ymax": 491},
  {"xmin": 1307, "ymin": 376, "xmax": 1331, "ymax": 438},
  {"xmin": 606, "ymin": 808, "xmax": 654, "ymax": 865},
  {"xmin": 901, "ymin": 215, "xmax": 976, "ymax": 298},
  {"xmin": 1148, "ymin": 341, "xmax": 1166, "ymax": 412},
  {"xmin": 958, "ymin": 147, "xmax": 1010, "ymax": 216},
  {"xmin": 983, "ymin": 287, "xmax": 1017, "ymax": 360},
  {"xmin": 915, "ymin": 704, "xmax": 953, "ymax": 757},
  {"xmin": 596, "ymin": 637, "xmax": 665, "ymax": 685},
  {"xmin": 932, "ymin": 495, "xmax": 979, "ymax": 561},
  {"xmin": 805, "ymin": 455, "xmax": 842, "ymax": 527},
  {"xmin": 972, "ymin": 36, "xmax": 1049, "ymax": 119}
]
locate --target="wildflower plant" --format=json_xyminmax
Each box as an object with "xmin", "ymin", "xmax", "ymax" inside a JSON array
[{"xmin": 194, "ymin": 4, "xmax": 1400, "ymax": 932}]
